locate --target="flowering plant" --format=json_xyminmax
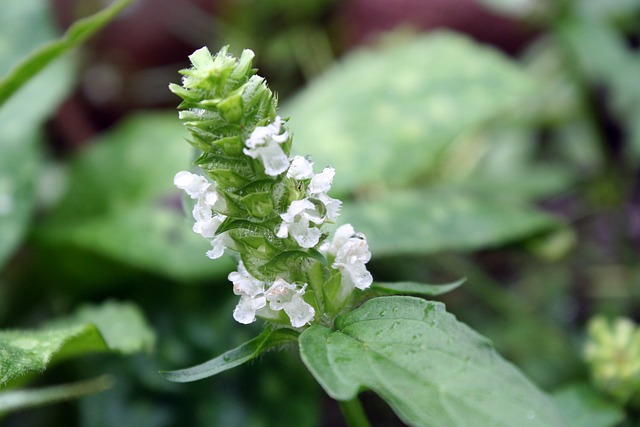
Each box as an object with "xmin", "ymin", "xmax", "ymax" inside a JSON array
[
  {"xmin": 170, "ymin": 47, "xmax": 371, "ymax": 330},
  {"xmin": 163, "ymin": 46, "xmax": 565, "ymax": 427}
]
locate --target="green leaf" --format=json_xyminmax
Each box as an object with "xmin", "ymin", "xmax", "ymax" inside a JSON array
[
  {"xmin": 162, "ymin": 327, "xmax": 299, "ymax": 382},
  {"xmin": 299, "ymin": 296, "xmax": 565, "ymax": 427},
  {"xmin": 341, "ymin": 187, "xmax": 562, "ymax": 256},
  {"xmin": 0, "ymin": 0, "xmax": 75, "ymax": 270},
  {"xmin": 284, "ymin": 32, "xmax": 537, "ymax": 195},
  {"xmin": 49, "ymin": 300, "xmax": 155, "ymax": 355},
  {"xmin": 0, "ymin": 375, "xmax": 114, "ymax": 415},
  {"xmin": 0, "ymin": 301, "xmax": 154, "ymax": 386},
  {"xmin": 552, "ymin": 384, "xmax": 625, "ymax": 427},
  {"xmin": 0, "ymin": 0, "xmax": 131, "ymax": 106},
  {"xmin": 36, "ymin": 113, "xmax": 234, "ymax": 281},
  {"xmin": 0, "ymin": 325, "xmax": 105, "ymax": 386},
  {"xmin": 560, "ymin": 17, "xmax": 640, "ymax": 165},
  {"xmin": 371, "ymin": 279, "xmax": 464, "ymax": 296}
]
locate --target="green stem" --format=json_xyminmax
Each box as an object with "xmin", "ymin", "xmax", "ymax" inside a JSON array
[{"xmin": 338, "ymin": 397, "xmax": 372, "ymax": 427}]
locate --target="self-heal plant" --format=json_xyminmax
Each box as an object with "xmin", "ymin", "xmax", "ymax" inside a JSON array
[
  {"xmin": 171, "ymin": 46, "xmax": 360, "ymax": 327},
  {"xmin": 164, "ymin": 46, "xmax": 566, "ymax": 427}
]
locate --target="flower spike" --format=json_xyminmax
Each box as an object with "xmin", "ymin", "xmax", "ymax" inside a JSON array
[{"xmin": 172, "ymin": 46, "xmax": 372, "ymax": 328}]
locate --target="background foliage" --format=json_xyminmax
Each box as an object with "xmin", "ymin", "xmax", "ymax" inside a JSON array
[{"xmin": 1, "ymin": 0, "xmax": 639, "ymax": 425}]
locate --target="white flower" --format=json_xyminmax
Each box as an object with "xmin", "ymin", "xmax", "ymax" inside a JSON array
[
  {"xmin": 243, "ymin": 116, "xmax": 289, "ymax": 176},
  {"xmin": 306, "ymin": 166, "xmax": 341, "ymax": 222},
  {"xmin": 227, "ymin": 263, "xmax": 315, "ymax": 327},
  {"xmin": 280, "ymin": 199, "xmax": 323, "ymax": 224},
  {"xmin": 328, "ymin": 223, "xmax": 355, "ymax": 254},
  {"xmin": 330, "ymin": 224, "xmax": 373, "ymax": 290},
  {"xmin": 174, "ymin": 171, "xmax": 209, "ymax": 199},
  {"xmin": 233, "ymin": 295, "xmax": 267, "ymax": 324},
  {"xmin": 229, "ymin": 262, "xmax": 267, "ymax": 324},
  {"xmin": 192, "ymin": 200, "xmax": 224, "ymax": 238},
  {"xmin": 229, "ymin": 261, "xmax": 264, "ymax": 297},
  {"xmin": 316, "ymin": 193, "xmax": 341, "ymax": 222},
  {"xmin": 287, "ymin": 155, "xmax": 314, "ymax": 180},
  {"xmin": 265, "ymin": 278, "xmax": 315, "ymax": 328},
  {"xmin": 206, "ymin": 233, "xmax": 233, "ymax": 259},
  {"xmin": 276, "ymin": 199, "xmax": 324, "ymax": 248},
  {"xmin": 174, "ymin": 170, "xmax": 229, "ymax": 255},
  {"xmin": 308, "ymin": 166, "xmax": 335, "ymax": 195}
]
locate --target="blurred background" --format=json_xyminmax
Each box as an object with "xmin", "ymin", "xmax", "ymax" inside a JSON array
[{"xmin": 1, "ymin": 0, "xmax": 640, "ymax": 425}]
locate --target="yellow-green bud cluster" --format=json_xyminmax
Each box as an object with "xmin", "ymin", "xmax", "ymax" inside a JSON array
[{"xmin": 584, "ymin": 315, "xmax": 640, "ymax": 405}]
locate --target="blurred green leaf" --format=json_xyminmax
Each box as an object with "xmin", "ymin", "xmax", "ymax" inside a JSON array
[
  {"xmin": 0, "ymin": 325, "xmax": 104, "ymax": 386},
  {"xmin": 37, "ymin": 113, "xmax": 234, "ymax": 281},
  {"xmin": 299, "ymin": 296, "xmax": 565, "ymax": 427},
  {"xmin": 560, "ymin": 16, "xmax": 640, "ymax": 166},
  {"xmin": 0, "ymin": 1, "xmax": 60, "ymax": 76},
  {"xmin": 434, "ymin": 127, "xmax": 576, "ymax": 198},
  {"xmin": 341, "ymin": 187, "xmax": 562, "ymax": 256},
  {"xmin": 284, "ymin": 32, "xmax": 537, "ymax": 195},
  {"xmin": 0, "ymin": 375, "xmax": 114, "ymax": 414},
  {"xmin": 0, "ymin": 301, "xmax": 153, "ymax": 386},
  {"xmin": 553, "ymin": 384, "xmax": 625, "ymax": 427},
  {"xmin": 579, "ymin": 0, "xmax": 640, "ymax": 28},
  {"xmin": 49, "ymin": 300, "xmax": 155, "ymax": 355},
  {"xmin": 0, "ymin": 0, "xmax": 75, "ymax": 270},
  {"xmin": 162, "ymin": 327, "xmax": 299, "ymax": 382},
  {"xmin": 0, "ymin": 0, "xmax": 131, "ymax": 106}
]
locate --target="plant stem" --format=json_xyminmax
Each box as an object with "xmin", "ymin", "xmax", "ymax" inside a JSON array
[{"xmin": 338, "ymin": 397, "xmax": 372, "ymax": 427}]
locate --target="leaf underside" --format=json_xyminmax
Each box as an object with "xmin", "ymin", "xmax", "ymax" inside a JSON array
[{"xmin": 371, "ymin": 280, "xmax": 465, "ymax": 296}]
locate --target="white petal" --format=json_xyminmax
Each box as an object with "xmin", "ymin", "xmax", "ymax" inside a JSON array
[
  {"xmin": 192, "ymin": 199, "xmax": 213, "ymax": 222},
  {"xmin": 308, "ymin": 167, "xmax": 335, "ymax": 195},
  {"xmin": 193, "ymin": 215, "xmax": 223, "ymax": 238},
  {"xmin": 203, "ymin": 188, "xmax": 226, "ymax": 211},
  {"xmin": 243, "ymin": 143, "xmax": 289, "ymax": 176},
  {"xmin": 174, "ymin": 171, "xmax": 210, "ymax": 199},
  {"xmin": 243, "ymin": 117, "xmax": 289, "ymax": 176},
  {"xmin": 328, "ymin": 224, "xmax": 355, "ymax": 255},
  {"xmin": 318, "ymin": 193, "xmax": 342, "ymax": 222},
  {"xmin": 335, "ymin": 237, "xmax": 371, "ymax": 266},
  {"xmin": 233, "ymin": 295, "xmax": 267, "ymax": 324},
  {"xmin": 280, "ymin": 199, "xmax": 315, "ymax": 223},
  {"xmin": 264, "ymin": 277, "xmax": 296, "ymax": 310},
  {"xmin": 228, "ymin": 264, "xmax": 264, "ymax": 297},
  {"xmin": 276, "ymin": 223, "xmax": 289, "ymax": 239},
  {"xmin": 206, "ymin": 233, "xmax": 229, "ymax": 259},
  {"xmin": 287, "ymin": 155, "xmax": 314, "ymax": 180},
  {"xmin": 284, "ymin": 292, "xmax": 315, "ymax": 328},
  {"xmin": 258, "ymin": 144, "xmax": 290, "ymax": 176},
  {"xmin": 345, "ymin": 263, "xmax": 373, "ymax": 290},
  {"xmin": 289, "ymin": 221, "xmax": 322, "ymax": 248}
]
